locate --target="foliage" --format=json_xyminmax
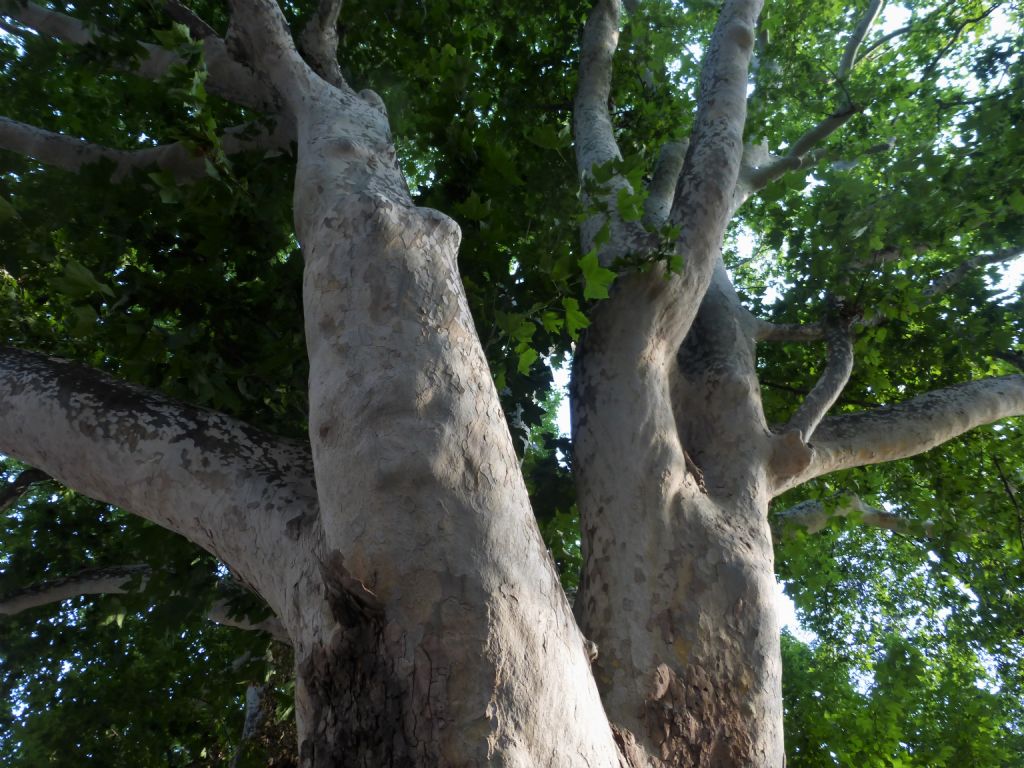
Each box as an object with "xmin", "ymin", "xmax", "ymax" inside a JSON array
[{"xmin": 0, "ymin": 0, "xmax": 1022, "ymax": 764}]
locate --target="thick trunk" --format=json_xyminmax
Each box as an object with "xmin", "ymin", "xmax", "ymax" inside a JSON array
[
  {"xmin": 574, "ymin": 266, "xmax": 783, "ymax": 766},
  {"xmin": 285, "ymin": 85, "xmax": 619, "ymax": 767}
]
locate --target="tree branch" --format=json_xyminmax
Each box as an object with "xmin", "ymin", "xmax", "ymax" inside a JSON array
[
  {"xmin": 225, "ymin": 0, "xmax": 312, "ymax": 107},
  {"xmin": 0, "ymin": 467, "xmax": 50, "ymax": 514},
  {"xmin": 0, "ymin": 564, "xmax": 290, "ymax": 642},
  {"xmin": 669, "ymin": 0, "xmax": 762, "ymax": 271},
  {"xmin": 0, "ymin": 116, "xmax": 292, "ymax": 183},
  {"xmin": 858, "ymin": 24, "xmax": 913, "ymax": 62},
  {"xmin": 164, "ymin": 0, "xmax": 219, "ymax": 40},
  {"xmin": 230, "ymin": 684, "xmax": 268, "ymax": 768},
  {"xmin": 0, "ymin": 347, "xmax": 317, "ymax": 618},
  {"xmin": 754, "ymin": 319, "xmax": 827, "ymax": 343},
  {"xmin": 2, "ymin": 0, "xmax": 269, "ymax": 109},
  {"xmin": 643, "ymin": 139, "xmax": 687, "ymax": 228},
  {"xmin": 0, "ymin": 0, "xmax": 93, "ymax": 45},
  {"xmin": 207, "ymin": 600, "xmax": 290, "ymax": 643},
  {"xmin": 773, "ymin": 374, "xmax": 1024, "ymax": 492},
  {"xmin": 772, "ymin": 494, "xmax": 934, "ymax": 539},
  {"xmin": 785, "ymin": 318, "xmax": 855, "ymax": 440},
  {"xmin": 574, "ymin": 0, "xmax": 623, "ymax": 179},
  {"xmin": 745, "ymin": 104, "xmax": 861, "ymax": 190},
  {"xmin": 922, "ymin": 247, "xmax": 1023, "ymax": 298},
  {"xmin": 745, "ymin": 0, "xmax": 884, "ymax": 193},
  {"xmin": 0, "ymin": 565, "xmax": 149, "ymax": 615},
  {"xmin": 298, "ymin": 0, "xmax": 345, "ymax": 88},
  {"xmin": 837, "ymin": 0, "xmax": 885, "ymax": 82}
]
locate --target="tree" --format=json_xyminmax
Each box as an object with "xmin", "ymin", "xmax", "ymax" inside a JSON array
[{"xmin": 1, "ymin": 0, "xmax": 1022, "ymax": 764}]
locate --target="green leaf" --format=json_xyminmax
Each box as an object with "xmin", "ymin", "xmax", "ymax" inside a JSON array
[
  {"xmin": 517, "ymin": 346, "xmax": 538, "ymax": 374},
  {"xmin": 0, "ymin": 195, "xmax": 18, "ymax": 221},
  {"xmin": 578, "ymin": 250, "xmax": 616, "ymax": 300},
  {"xmin": 50, "ymin": 261, "xmax": 115, "ymax": 300},
  {"xmin": 562, "ymin": 298, "xmax": 589, "ymax": 339}
]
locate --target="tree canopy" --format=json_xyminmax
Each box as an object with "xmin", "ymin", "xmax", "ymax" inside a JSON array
[{"xmin": 0, "ymin": 0, "xmax": 1022, "ymax": 764}]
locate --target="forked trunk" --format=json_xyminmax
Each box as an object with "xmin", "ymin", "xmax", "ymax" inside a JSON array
[{"xmin": 573, "ymin": 266, "xmax": 784, "ymax": 766}]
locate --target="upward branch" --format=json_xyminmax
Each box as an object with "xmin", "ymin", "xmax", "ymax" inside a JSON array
[
  {"xmin": 746, "ymin": 0, "xmax": 884, "ymax": 192},
  {"xmin": 784, "ymin": 318, "xmax": 856, "ymax": 441},
  {"xmin": 299, "ymin": 0, "xmax": 346, "ymax": 88},
  {"xmin": 669, "ymin": 0, "xmax": 762, "ymax": 277},
  {"xmin": 574, "ymin": 0, "xmax": 623, "ymax": 178}
]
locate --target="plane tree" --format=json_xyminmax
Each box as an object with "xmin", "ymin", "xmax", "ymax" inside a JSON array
[{"xmin": 0, "ymin": 0, "xmax": 1022, "ymax": 765}]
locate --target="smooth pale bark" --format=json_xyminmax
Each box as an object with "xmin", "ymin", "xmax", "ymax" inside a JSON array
[
  {"xmin": 225, "ymin": 4, "xmax": 620, "ymax": 764},
  {"xmin": 785, "ymin": 320, "xmax": 855, "ymax": 441},
  {"xmin": 774, "ymin": 374, "xmax": 1024, "ymax": 493},
  {"xmin": 4, "ymin": 1, "xmax": 1024, "ymax": 766},
  {"xmin": 572, "ymin": 0, "xmax": 774, "ymax": 763},
  {"xmin": 773, "ymin": 496, "xmax": 934, "ymax": 539}
]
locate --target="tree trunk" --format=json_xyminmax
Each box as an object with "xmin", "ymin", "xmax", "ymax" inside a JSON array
[
  {"xmin": 282, "ymin": 86, "xmax": 620, "ymax": 767},
  {"xmin": 574, "ymin": 265, "xmax": 784, "ymax": 766}
]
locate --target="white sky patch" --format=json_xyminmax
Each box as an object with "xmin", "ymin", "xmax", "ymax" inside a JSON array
[
  {"xmin": 776, "ymin": 581, "xmax": 818, "ymax": 644},
  {"xmin": 551, "ymin": 360, "xmax": 572, "ymax": 437},
  {"xmin": 994, "ymin": 254, "xmax": 1024, "ymax": 295}
]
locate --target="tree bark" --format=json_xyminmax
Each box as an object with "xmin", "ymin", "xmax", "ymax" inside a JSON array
[
  {"xmin": 574, "ymin": 264, "xmax": 783, "ymax": 765},
  {"xmin": 232, "ymin": 7, "xmax": 621, "ymax": 756}
]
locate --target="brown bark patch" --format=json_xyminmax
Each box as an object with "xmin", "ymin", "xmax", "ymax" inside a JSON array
[
  {"xmin": 612, "ymin": 723, "xmax": 653, "ymax": 768},
  {"xmin": 645, "ymin": 663, "xmax": 753, "ymax": 767},
  {"xmin": 298, "ymin": 554, "xmax": 460, "ymax": 766},
  {"xmin": 298, "ymin": 620, "xmax": 410, "ymax": 767}
]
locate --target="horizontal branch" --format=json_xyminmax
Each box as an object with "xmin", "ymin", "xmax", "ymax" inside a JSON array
[
  {"xmin": 0, "ymin": 116, "xmax": 292, "ymax": 182},
  {"xmin": 0, "ymin": 565, "xmax": 148, "ymax": 615},
  {"xmin": 2, "ymin": 0, "xmax": 269, "ymax": 108},
  {"xmin": 207, "ymin": 599, "xmax": 289, "ymax": 643},
  {"xmin": 923, "ymin": 247, "xmax": 1023, "ymax": 298},
  {"xmin": 772, "ymin": 495, "xmax": 933, "ymax": 539},
  {"xmin": 0, "ymin": 347, "xmax": 317, "ymax": 617},
  {"xmin": 0, "ymin": 564, "xmax": 289, "ymax": 642},
  {"xmin": 754, "ymin": 319, "xmax": 827, "ymax": 343},
  {"xmin": 756, "ymin": 243, "xmax": 1018, "ymax": 344},
  {"xmin": 774, "ymin": 374, "xmax": 1024, "ymax": 492}
]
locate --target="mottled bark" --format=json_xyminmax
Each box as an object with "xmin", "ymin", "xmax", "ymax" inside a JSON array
[
  {"xmin": 0, "ymin": 347, "xmax": 318, "ymax": 626},
  {"xmin": 572, "ymin": 0, "xmax": 776, "ymax": 763},
  {"xmin": 573, "ymin": 266, "xmax": 783, "ymax": 765},
  {"xmin": 4, "ymin": 1, "xmax": 1024, "ymax": 766},
  {"xmin": 222, "ymin": 4, "xmax": 620, "ymax": 764}
]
